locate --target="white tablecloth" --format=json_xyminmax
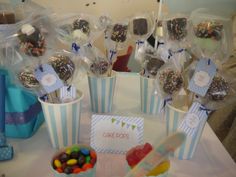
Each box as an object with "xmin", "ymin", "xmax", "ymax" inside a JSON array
[{"xmin": 0, "ymin": 72, "xmax": 235, "ymax": 177}]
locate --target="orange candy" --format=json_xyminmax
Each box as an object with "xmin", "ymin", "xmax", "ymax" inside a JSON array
[
  {"xmin": 73, "ymin": 167, "xmax": 83, "ymax": 174},
  {"xmin": 82, "ymin": 163, "xmax": 93, "ymax": 171},
  {"xmin": 56, "ymin": 168, "xmax": 63, "ymax": 173},
  {"xmin": 90, "ymin": 150, "xmax": 97, "ymax": 159}
]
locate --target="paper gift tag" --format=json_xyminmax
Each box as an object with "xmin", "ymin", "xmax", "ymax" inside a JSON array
[
  {"xmin": 59, "ymin": 85, "xmax": 76, "ymax": 103},
  {"xmin": 34, "ymin": 64, "xmax": 64, "ymax": 93},
  {"xmin": 178, "ymin": 102, "xmax": 209, "ymax": 137},
  {"xmin": 188, "ymin": 59, "xmax": 217, "ymax": 97},
  {"xmin": 90, "ymin": 115, "xmax": 144, "ymax": 154}
]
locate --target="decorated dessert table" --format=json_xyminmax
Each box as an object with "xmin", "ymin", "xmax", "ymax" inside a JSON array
[{"xmin": 0, "ymin": 72, "xmax": 235, "ymax": 177}]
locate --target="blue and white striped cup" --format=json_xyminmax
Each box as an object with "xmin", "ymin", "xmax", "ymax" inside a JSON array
[
  {"xmin": 39, "ymin": 91, "xmax": 83, "ymax": 149},
  {"xmin": 140, "ymin": 75, "xmax": 162, "ymax": 115},
  {"xmin": 165, "ymin": 104, "xmax": 207, "ymax": 160},
  {"xmin": 88, "ymin": 71, "xmax": 116, "ymax": 113}
]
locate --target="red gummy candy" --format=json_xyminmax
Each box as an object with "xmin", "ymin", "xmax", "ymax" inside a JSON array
[
  {"xmin": 90, "ymin": 150, "xmax": 97, "ymax": 159},
  {"xmin": 126, "ymin": 153, "xmax": 139, "ymax": 166},
  {"xmin": 90, "ymin": 158, "xmax": 97, "ymax": 165},
  {"xmin": 126, "ymin": 143, "xmax": 153, "ymax": 167},
  {"xmin": 143, "ymin": 143, "xmax": 153, "ymax": 154},
  {"xmin": 82, "ymin": 163, "xmax": 93, "ymax": 171}
]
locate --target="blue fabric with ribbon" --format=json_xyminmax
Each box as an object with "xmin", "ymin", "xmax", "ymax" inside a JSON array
[{"xmin": 0, "ymin": 69, "xmax": 44, "ymax": 138}]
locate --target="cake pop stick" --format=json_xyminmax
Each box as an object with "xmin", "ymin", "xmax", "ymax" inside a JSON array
[
  {"xmin": 124, "ymin": 132, "xmax": 186, "ymax": 177},
  {"xmin": 108, "ymin": 42, "xmax": 118, "ymax": 77},
  {"xmin": 154, "ymin": 0, "xmax": 163, "ymax": 50}
]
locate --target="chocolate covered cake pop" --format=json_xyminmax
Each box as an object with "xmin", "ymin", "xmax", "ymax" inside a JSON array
[
  {"xmin": 73, "ymin": 19, "xmax": 90, "ymax": 35},
  {"xmin": 194, "ymin": 21, "xmax": 223, "ymax": 41},
  {"xmin": 133, "ymin": 18, "xmax": 148, "ymax": 35},
  {"xmin": 159, "ymin": 68, "xmax": 183, "ymax": 95},
  {"xmin": 111, "ymin": 24, "xmax": 128, "ymax": 43},
  {"xmin": 145, "ymin": 57, "xmax": 164, "ymax": 77},
  {"xmin": 17, "ymin": 24, "xmax": 46, "ymax": 57},
  {"xmin": 90, "ymin": 58, "xmax": 109, "ymax": 75},
  {"xmin": 18, "ymin": 68, "xmax": 40, "ymax": 88},
  {"xmin": 167, "ymin": 18, "xmax": 187, "ymax": 41},
  {"xmin": 206, "ymin": 76, "xmax": 229, "ymax": 101},
  {"xmin": 49, "ymin": 55, "xmax": 75, "ymax": 82}
]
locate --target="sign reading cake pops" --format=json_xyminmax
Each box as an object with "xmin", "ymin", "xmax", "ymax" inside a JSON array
[{"xmin": 90, "ymin": 115, "xmax": 144, "ymax": 154}]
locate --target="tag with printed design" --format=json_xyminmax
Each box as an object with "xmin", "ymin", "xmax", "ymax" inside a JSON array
[
  {"xmin": 34, "ymin": 64, "xmax": 64, "ymax": 93},
  {"xmin": 188, "ymin": 59, "xmax": 217, "ymax": 96},
  {"xmin": 60, "ymin": 85, "xmax": 76, "ymax": 103},
  {"xmin": 90, "ymin": 115, "xmax": 144, "ymax": 154},
  {"xmin": 178, "ymin": 102, "xmax": 209, "ymax": 137}
]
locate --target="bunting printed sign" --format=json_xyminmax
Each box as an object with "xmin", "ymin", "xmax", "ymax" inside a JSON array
[{"xmin": 90, "ymin": 115, "xmax": 144, "ymax": 154}]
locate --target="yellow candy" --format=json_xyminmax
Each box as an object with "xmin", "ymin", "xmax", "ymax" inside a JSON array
[
  {"xmin": 54, "ymin": 159, "xmax": 62, "ymax": 168},
  {"xmin": 147, "ymin": 160, "xmax": 170, "ymax": 176},
  {"xmin": 65, "ymin": 148, "xmax": 71, "ymax": 155},
  {"xmin": 67, "ymin": 159, "xmax": 77, "ymax": 166}
]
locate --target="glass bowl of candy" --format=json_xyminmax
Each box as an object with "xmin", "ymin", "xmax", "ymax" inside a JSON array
[
  {"xmin": 126, "ymin": 143, "xmax": 170, "ymax": 177},
  {"xmin": 51, "ymin": 144, "xmax": 97, "ymax": 177}
]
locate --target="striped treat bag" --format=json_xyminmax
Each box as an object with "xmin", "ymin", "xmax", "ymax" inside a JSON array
[
  {"xmin": 140, "ymin": 75, "xmax": 164, "ymax": 115},
  {"xmin": 39, "ymin": 90, "xmax": 83, "ymax": 149},
  {"xmin": 87, "ymin": 71, "xmax": 116, "ymax": 113},
  {"xmin": 165, "ymin": 102, "xmax": 209, "ymax": 160}
]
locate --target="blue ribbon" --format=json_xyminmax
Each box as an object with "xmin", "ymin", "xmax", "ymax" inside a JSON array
[
  {"xmin": 162, "ymin": 97, "xmax": 172, "ymax": 109},
  {"xmin": 109, "ymin": 50, "xmax": 117, "ymax": 61},
  {"xmin": 168, "ymin": 48, "xmax": 186, "ymax": 59},
  {"xmin": 157, "ymin": 41, "xmax": 164, "ymax": 49},
  {"xmin": 207, "ymin": 59, "xmax": 211, "ymax": 65},
  {"xmin": 136, "ymin": 40, "xmax": 144, "ymax": 46},
  {"xmin": 199, "ymin": 105, "xmax": 212, "ymax": 116},
  {"xmin": 87, "ymin": 43, "xmax": 92, "ymax": 48},
  {"xmin": 72, "ymin": 43, "xmax": 80, "ymax": 53}
]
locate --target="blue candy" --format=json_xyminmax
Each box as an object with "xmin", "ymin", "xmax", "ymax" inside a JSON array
[{"xmin": 80, "ymin": 148, "xmax": 90, "ymax": 156}]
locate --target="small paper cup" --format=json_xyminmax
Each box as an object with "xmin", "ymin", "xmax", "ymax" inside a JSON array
[
  {"xmin": 39, "ymin": 90, "xmax": 83, "ymax": 149},
  {"xmin": 51, "ymin": 144, "xmax": 96, "ymax": 177},
  {"xmin": 165, "ymin": 104, "xmax": 208, "ymax": 160},
  {"xmin": 140, "ymin": 75, "xmax": 162, "ymax": 115},
  {"xmin": 87, "ymin": 71, "xmax": 116, "ymax": 113}
]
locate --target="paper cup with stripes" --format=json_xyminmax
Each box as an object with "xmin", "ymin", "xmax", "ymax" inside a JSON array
[
  {"xmin": 140, "ymin": 75, "xmax": 163, "ymax": 115},
  {"xmin": 165, "ymin": 104, "xmax": 207, "ymax": 160},
  {"xmin": 39, "ymin": 91, "xmax": 83, "ymax": 149},
  {"xmin": 87, "ymin": 71, "xmax": 116, "ymax": 113}
]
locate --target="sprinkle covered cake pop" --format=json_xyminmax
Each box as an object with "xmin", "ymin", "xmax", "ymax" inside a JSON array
[
  {"xmin": 49, "ymin": 54, "xmax": 75, "ymax": 82},
  {"xmin": 18, "ymin": 68, "xmax": 39, "ymax": 88},
  {"xmin": 17, "ymin": 24, "xmax": 46, "ymax": 57}
]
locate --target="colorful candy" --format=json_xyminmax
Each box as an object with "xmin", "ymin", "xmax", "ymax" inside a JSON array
[
  {"xmin": 52, "ymin": 145, "xmax": 97, "ymax": 175},
  {"xmin": 126, "ymin": 143, "xmax": 170, "ymax": 176}
]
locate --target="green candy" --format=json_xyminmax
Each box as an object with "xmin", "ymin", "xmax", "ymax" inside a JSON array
[
  {"xmin": 71, "ymin": 146, "xmax": 80, "ymax": 152},
  {"xmin": 85, "ymin": 156, "xmax": 91, "ymax": 163}
]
